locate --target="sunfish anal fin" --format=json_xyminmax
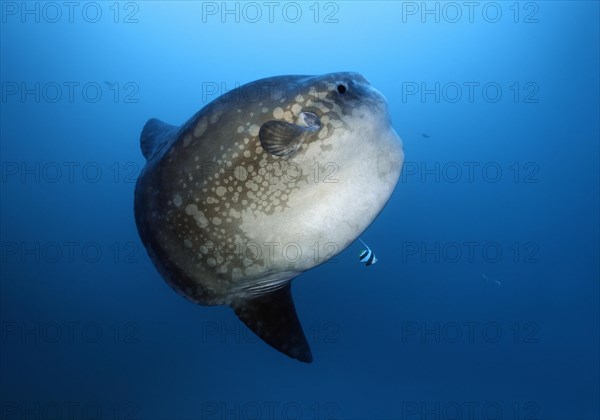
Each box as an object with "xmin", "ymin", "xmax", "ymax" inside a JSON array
[{"xmin": 231, "ymin": 282, "xmax": 313, "ymax": 363}]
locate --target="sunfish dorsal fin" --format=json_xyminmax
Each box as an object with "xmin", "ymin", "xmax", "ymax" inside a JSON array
[
  {"xmin": 140, "ymin": 118, "xmax": 178, "ymax": 160},
  {"xmin": 231, "ymin": 282, "xmax": 312, "ymax": 363}
]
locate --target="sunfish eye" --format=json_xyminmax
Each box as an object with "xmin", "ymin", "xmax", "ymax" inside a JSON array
[{"xmin": 336, "ymin": 82, "xmax": 348, "ymax": 94}]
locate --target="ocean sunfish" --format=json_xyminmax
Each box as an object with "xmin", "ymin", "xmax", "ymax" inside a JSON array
[{"xmin": 134, "ymin": 72, "xmax": 404, "ymax": 362}]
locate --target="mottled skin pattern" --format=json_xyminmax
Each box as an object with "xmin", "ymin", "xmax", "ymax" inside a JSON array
[{"xmin": 135, "ymin": 72, "xmax": 404, "ymax": 309}]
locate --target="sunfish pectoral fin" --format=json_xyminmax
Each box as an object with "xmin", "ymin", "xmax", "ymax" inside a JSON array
[
  {"xmin": 140, "ymin": 118, "xmax": 179, "ymax": 160},
  {"xmin": 258, "ymin": 120, "xmax": 318, "ymax": 156},
  {"xmin": 231, "ymin": 282, "xmax": 312, "ymax": 363}
]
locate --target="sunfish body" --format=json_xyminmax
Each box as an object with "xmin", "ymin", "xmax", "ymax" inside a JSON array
[{"xmin": 134, "ymin": 72, "xmax": 404, "ymax": 362}]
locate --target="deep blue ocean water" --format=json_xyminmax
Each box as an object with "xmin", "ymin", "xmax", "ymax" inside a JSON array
[{"xmin": 1, "ymin": 1, "xmax": 599, "ymax": 419}]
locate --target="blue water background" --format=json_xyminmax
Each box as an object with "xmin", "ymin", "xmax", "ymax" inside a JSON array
[{"xmin": 1, "ymin": 2, "xmax": 598, "ymax": 419}]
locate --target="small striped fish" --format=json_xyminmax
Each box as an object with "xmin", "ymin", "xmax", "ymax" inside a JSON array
[{"xmin": 358, "ymin": 238, "xmax": 377, "ymax": 266}]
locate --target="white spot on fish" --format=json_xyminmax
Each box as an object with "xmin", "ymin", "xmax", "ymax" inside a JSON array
[
  {"xmin": 185, "ymin": 203, "xmax": 209, "ymax": 228},
  {"xmin": 249, "ymin": 124, "xmax": 260, "ymax": 137},
  {"xmin": 195, "ymin": 213, "xmax": 208, "ymax": 228},
  {"xmin": 185, "ymin": 204, "xmax": 197, "ymax": 215},
  {"xmin": 209, "ymin": 108, "xmax": 222, "ymax": 124},
  {"xmin": 235, "ymin": 166, "xmax": 248, "ymax": 181},
  {"xmin": 318, "ymin": 126, "xmax": 329, "ymax": 139},
  {"xmin": 216, "ymin": 186, "xmax": 227, "ymax": 197},
  {"xmin": 194, "ymin": 117, "xmax": 208, "ymax": 137},
  {"xmin": 173, "ymin": 194, "xmax": 182, "ymax": 207}
]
